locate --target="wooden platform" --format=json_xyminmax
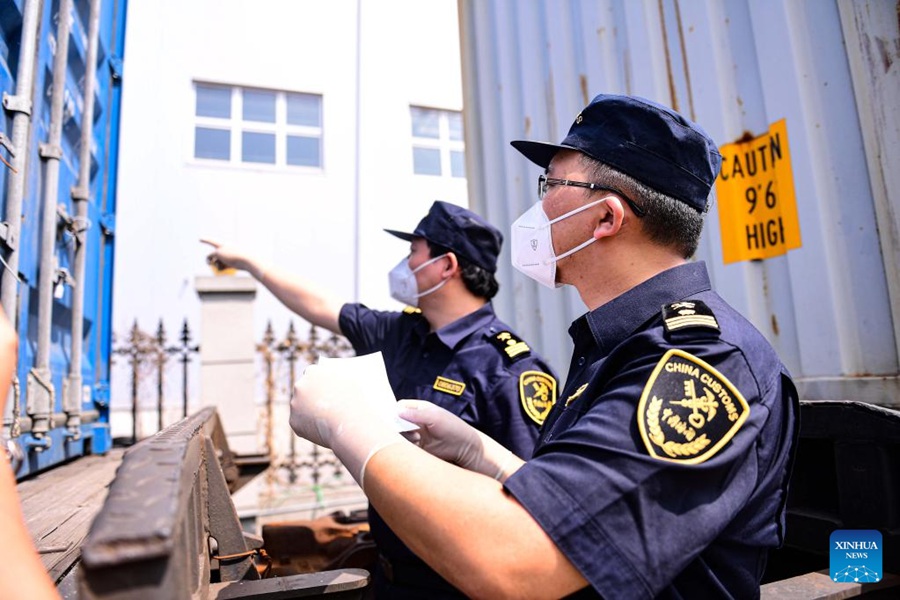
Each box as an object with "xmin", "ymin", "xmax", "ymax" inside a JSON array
[{"xmin": 17, "ymin": 448, "xmax": 125, "ymax": 584}]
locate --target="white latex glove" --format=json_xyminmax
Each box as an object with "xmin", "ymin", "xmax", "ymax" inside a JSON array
[
  {"xmin": 397, "ymin": 400, "xmax": 524, "ymax": 482},
  {"xmin": 289, "ymin": 355, "xmax": 407, "ymax": 489}
]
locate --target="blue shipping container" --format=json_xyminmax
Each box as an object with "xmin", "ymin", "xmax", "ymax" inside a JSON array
[{"xmin": 0, "ymin": 0, "xmax": 127, "ymax": 478}]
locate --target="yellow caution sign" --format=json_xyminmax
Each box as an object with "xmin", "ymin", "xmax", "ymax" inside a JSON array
[{"xmin": 715, "ymin": 119, "xmax": 801, "ymax": 264}]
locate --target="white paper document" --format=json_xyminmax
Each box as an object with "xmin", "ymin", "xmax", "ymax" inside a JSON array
[{"xmin": 317, "ymin": 351, "xmax": 419, "ymax": 432}]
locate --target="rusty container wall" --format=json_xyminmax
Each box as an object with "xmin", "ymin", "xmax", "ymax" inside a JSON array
[{"xmin": 458, "ymin": 0, "xmax": 900, "ymax": 405}]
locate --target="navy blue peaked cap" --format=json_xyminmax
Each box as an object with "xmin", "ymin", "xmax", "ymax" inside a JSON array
[
  {"xmin": 511, "ymin": 94, "xmax": 722, "ymax": 212},
  {"xmin": 385, "ymin": 201, "xmax": 503, "ymax": 273}
]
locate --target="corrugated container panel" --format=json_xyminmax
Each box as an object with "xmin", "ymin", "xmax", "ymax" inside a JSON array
[
  {"xmin": 0, "ymin": 0, "xmax": 128, "ymax": 476},
  {"xmin": 459, "ymin": 0, "xmax": 900, "ymax": 405}
]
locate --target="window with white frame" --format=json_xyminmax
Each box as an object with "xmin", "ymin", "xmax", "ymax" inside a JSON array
[
  {"xmin": 410, "ymin": 106, "xmax": 465, "ymax": 178},
  {"xmin": 193, "ymin": 83, "xmax": 323, "ymax": 168}
]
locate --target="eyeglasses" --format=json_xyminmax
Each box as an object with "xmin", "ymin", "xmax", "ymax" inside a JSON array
[{"xmin": 537, "ymin": 174, "xmax": 646, "ymax": 217}]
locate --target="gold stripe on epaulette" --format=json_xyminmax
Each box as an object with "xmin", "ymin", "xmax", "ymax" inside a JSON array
[
  {"xmin": 505, "ymin": 341, "xmax": 530, "ymax": 358},
  {"xmin": 665, "ymin": 315, "xmax": 719, "ymax": 330}
]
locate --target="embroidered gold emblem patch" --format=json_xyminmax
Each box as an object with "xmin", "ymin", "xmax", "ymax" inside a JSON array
[
  {"xmin": 433, "ymin": 376, "xmax": 465, "ymax": 396},
  {"xmin": 637, "ymin": 349, "xmax": 749, "ymax": 464},
  {"xmin": 519, "ymin": 371, "xmax": 557, "ymax": 425},
  {"xmin": 402, "ymin": 306, "xmax": 422, "ymax": 314}
]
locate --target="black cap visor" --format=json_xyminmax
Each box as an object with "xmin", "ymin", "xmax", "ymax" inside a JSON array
[
  {"xmin": 511, "ymin": 140, "xmax": 580, "ymax": 169},
  {"xmin": 384, "ymin": 228, "xmax": 417, "ymax": 242}
]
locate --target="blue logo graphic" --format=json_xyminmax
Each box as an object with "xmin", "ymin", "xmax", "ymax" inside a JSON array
[{"xmin": 830, "ymin": 530, "xmax": 882, "ymax": 583}]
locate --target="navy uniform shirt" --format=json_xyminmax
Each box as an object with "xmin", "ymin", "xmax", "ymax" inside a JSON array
[
  {"xmin": 504, "ymin": 262, "xmax": 799, "ymax": 599},
  {"xmin": 339, "ymin": 302, "xmax": 558, "ymax": 591}
]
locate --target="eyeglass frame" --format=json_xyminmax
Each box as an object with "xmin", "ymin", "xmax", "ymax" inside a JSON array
[{"xmin": 537, "ymin": 174, "xmax": 646, "ymax": 218}]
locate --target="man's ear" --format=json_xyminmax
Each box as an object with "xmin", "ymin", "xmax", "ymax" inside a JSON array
[
  {"xmin": 593, "ymin": 196, "xmax": 625, "ymax": 240},
  {"xmin": 443, "ymin": 252, "xmax": 460, "ymax": 278}
]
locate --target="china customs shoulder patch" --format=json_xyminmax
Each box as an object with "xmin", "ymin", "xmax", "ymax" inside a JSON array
[
  {"xmin": 637, "ymin": 349, "xmax": 749, "ymax": 464},
  {"xmin": 519, "ymin": 371, "xmax": 556, "ymax": 425}
]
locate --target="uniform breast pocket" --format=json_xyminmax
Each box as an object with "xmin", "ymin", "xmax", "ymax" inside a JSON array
[{"xmin": 415, "ymin": 380, "xmax": 476, "ymax": 420}]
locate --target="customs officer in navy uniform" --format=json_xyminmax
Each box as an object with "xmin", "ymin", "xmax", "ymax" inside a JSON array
[
  {"xmin": 287, "ymin": 93, "xmax": 800, "ymax": 599},
  {"xmin": 204, "ymin": 201, "xmax": 558, "ymax": 599}
]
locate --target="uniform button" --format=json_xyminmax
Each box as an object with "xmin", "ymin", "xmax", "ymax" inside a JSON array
[{"xmin": 578, "ymin": 356, "xmax": 586, "ymax": 366}]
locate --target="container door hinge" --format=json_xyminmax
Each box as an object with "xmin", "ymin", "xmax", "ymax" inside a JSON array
[
  {"xmin": 71, "ymin": 185, "xmax": 90, "ymax": 201},
  {"xmin": 39, "ymin": 143, "xmax": 62, "ymax": 160},
  {"xmin": 2, "ymin": 92, "xmax": 32, "ymax": 116}
]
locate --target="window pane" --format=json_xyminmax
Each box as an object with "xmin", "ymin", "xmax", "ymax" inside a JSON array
[
  {"xmin": 411, "ymin": 107, "xmax": 439, "ymax": 138},
  {"xmin": 450, "ymin": 150, "xmax": 466, "ymax": 178},
  {"xmin": 243, "ymin": 90, "xmax": 276, "ymax": 122},
  {"xmin": 448, "ymin": 112, "xmax": 463, "ymax": 141},
  {"xmin": 196, "ymin": 85, "xmax": 231, "ymax": 118},
  {"xmin": 194, "ymin": 127, "xmax": 230, "ymax": 160},
  {"xmin": 287, "ymin": 93, "xmax": 321, "ymax": 127},
  {"xmin": 242, "ymin": 131, "xmax": 275, "ymax": 163},
  {"xmin": 287, "ymin": 135, "xmax": 321, "ymax": 167},
  {"xmin": 413, "ymin": 147, "xmax": 441, "ymax": 175}
]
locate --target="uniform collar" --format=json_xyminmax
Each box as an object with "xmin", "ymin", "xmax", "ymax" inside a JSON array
[
  {"xmin": 573, "ymin": 261, "xmax": 712, "ymax": 355},
  {"xmin": 424, "ymin": 302, "xmax": 496, "ymax": 349}
]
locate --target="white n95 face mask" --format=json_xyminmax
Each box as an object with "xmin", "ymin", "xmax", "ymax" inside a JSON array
[
  {"xmin": 388, "ymin": 254, "xmax": 449, "ymax": 306},
  {"xmin": 510, "ymin": 198, "xmax": 609, "ymax": 289}
]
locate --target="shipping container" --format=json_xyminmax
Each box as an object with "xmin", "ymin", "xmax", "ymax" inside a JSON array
[
  {"xmin": 0, "ymin": 0, "xmax": 128, "ymax": 478},
  {"xmin": 458, "ymin": 0, "xmax": 900, "ymax": 583},
  {"xmin": 460, "ymin": 0, "xmax": 900, "ymax": 407}
]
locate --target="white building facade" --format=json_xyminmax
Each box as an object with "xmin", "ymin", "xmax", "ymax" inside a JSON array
[{"xmin": 111, "ymin": 0, "xmax": 468, "ymax": 439}]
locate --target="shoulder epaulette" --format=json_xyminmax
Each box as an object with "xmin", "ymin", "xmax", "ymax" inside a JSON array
[
  {"xmin": 662, "ymin": 300, "xmax": 720, "ymax": 334},
  {"xmin": 402, "ymin": 306, "xmax": 422, "ymax": 315},
  {"xmin": 487, "ymin": 330, "xmax": 531, "ymax": 361}
]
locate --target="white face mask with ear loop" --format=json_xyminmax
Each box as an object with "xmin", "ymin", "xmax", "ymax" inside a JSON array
[
  {"xmin": 510, "ymin": 197, "xmax": 610, "ymax": 289},
  {"xmin": 388, "ymin": 253, "xmax": 450, "ymax": 306}
]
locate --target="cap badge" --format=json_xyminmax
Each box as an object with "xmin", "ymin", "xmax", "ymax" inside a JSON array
[
  {"xmin": 519, "ymin": 371, "xmax": 557, "ymax": 425},
  {"xmin": 637, "ymin": 349, "xmax": 749, "ymax": 464}
]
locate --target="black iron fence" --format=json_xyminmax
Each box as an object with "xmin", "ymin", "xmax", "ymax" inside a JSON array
[
  {"xmin": 112, "ymin": 319, "xmax": 355, "ymax": 488},
  {"xmin": 256, "ymin": 321, "xmax": 354, "ymax": 485},
  {"xmin": 112, "ymin": 319, "xmax": 200, "ymax": 444}
]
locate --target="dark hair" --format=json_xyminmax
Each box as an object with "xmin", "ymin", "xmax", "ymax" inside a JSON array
[
  {"xmin": 428, "ymin": 241, "xmax": 500, "ymax": 300},
  {"xmin": 580, "ymin": 155, "xmax": 705, "ymax": 258}
]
